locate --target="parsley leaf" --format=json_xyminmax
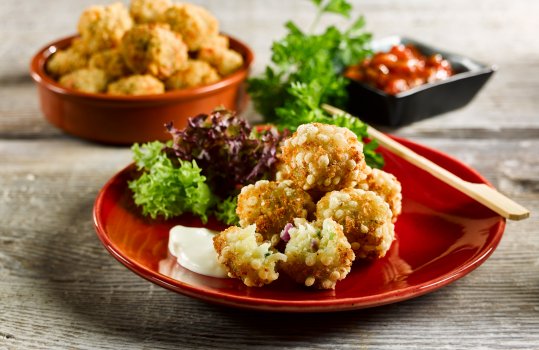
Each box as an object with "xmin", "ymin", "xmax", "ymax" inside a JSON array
[
  {"xmin": 247, "ymin": 0, "xmax": 384, "ymax": 168},
  {"xmin": 322, "ymin": 0, "xmax": 352, "ymax": 17}
]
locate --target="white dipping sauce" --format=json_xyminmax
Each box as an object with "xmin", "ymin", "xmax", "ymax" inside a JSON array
[{"xmin": 168, "ymin": 225, "xmax": 228, "ymax": 278}]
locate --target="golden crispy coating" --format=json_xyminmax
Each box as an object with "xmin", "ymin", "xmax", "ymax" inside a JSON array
[
  {"xmin": 357, "ymin": 168, "xmax": 402, "ymax": 223},
  {"xmin": 107, "ymin": 74, "xmax": 164, "ymax": 95},
  {"xmin": 48, "ymin": 1, "xmax": 238, "ymax": 95},
  {"xmin": 281, "ymin": 218, "xmax": 354, "ymax": 289},
  {"xmin": 89, "ymin": 48, "xmax": 130, "ymax": 79},
  {"xmin": 200, "ymin": 34, "xmax": 229, "ymax": 49},
  {"xmin": 236, "ymin": 180, "xmax": 315, "ymax": 244},
  {"xmin": 130, "ymin": 0, "xmax": 171, "ymax": 24},
  {"xmin": 46, "ymin": 46, "xmax": 88, "ymax": 78},
  {"xmin": 209, "ymin": 122, "xmax": 402, "ymax": 287},
  {"xmin": 121, "ymin": 24, "xmax": 188, "ymax": 79},
  {"xmin": 276, "ymin": 123, "xmax": 371, "ymax": 194},
  {"xmin": 58, "ymin": 68, "xmax": 108, "ymax": 93},
  {"xmin": 316, "ymin": 188, "xmax": 395, "ymax": 259},
  {"xmin": 164, "ymin": 59, "xmax": 220, "ymax": 90},
  {"xmin": 197, "ymin": 45, "xmax": 244, "ymax": 76},
  {"xmin": 69, "ymin": 37, "xmax": 90, "ymax": 53},
  {"xmin": 164, "ymin": 3, "xmax": 219, "ymax": 51},
  {"xmin": 77, "ymin": 2, "xmax": 133, "ymax": 53},
  {"xmin": 213, "ymin": 224, "xmax": 286, "ymax": 287}
]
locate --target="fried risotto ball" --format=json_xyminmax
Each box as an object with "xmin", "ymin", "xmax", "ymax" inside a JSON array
[
  {"xmin": 197, "ymin": 45, "xmax": 244, "ymax": 76},
  {"xmin": 213, "ymin": 224, "xmax": 287, "ymax": 287},
  {"xmin": 130, "ymin": 0, "xmax": 171, "ymax": 24},
  {"xmin": 121, "ymin": 24, "xmax": 188, "ymax": 79},
  {"xmin": 46, "ymin": 45, "xmax": 89, "ymax": 78},
  {"xmin": 201, "ymin": 34, "xmax": 229, "ymax": 49},
  {"xmin": 164, "ymin": 3, "xmax": 219, "ymax": 51},
  {"xmin": 58, "ymin": 68, "xmax": 108, "ymax": 93},
  {"xmin": 276, "ymin": 123, "xmax": 370, "ymax": 194},
  {"xmin": 236, "ymin": 180, "xmax": 315, "ymax": 244},
  {"xmin": 77, "ymin": 2, "xmax": 133, "ymax": 53},
  {"xmin": 316, "ymin": 188, "xmax": 395, "ymax": 259},
  {"xmin": 89, "ymin": 48, "xmax": 130, "ymax": 79},
  {"xmin": 69, "ymin": 37, "xmax": 92, "ymax": 55},
  {"xmin": 107, "ymin": 74, "xmax": 164, "ymax": 95},
  {"xmin": 164, "ymin": 59, "xmax": 220, "ymax": 90},
  {"xmin": 281, "ymin": 218, "xmax": 355, "ymax": 290},
  {"xmin": 357, "ymin": 168, "xmax": 402, "ymax": 223}
]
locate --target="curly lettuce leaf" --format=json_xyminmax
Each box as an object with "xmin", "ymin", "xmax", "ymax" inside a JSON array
[
  {"xmin": 132, "ymin": 140, "xmax": 168, "ymax": 170},
  {"xmin": 214, "ymin": 196, "xmax": 239, "ymax": 226},
  {"xmin": 129, "ymin": 142, "xmax": 215, "ymax": 222}
]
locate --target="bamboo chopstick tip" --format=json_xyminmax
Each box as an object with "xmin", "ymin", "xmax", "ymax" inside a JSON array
[{"xmin": 508, "ymin": 210, "xmax": 530, "ymax": 221}]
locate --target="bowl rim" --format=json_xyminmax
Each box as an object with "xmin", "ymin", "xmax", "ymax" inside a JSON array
[
  {"xmin": 29, "ymin": 33, "xmax": 254, "ymax": 102},
  {"xmin": 347, "ymin": 35, "xmax": 497, "ymax": 99}
]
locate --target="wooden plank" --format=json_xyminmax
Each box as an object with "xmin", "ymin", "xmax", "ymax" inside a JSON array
[
  {"xmin": 1, "ymin": 0, "xmax": 539, "ymax": 348},
  {"xmin": 0, "ymin": 138, "xmax": 538, "ymax": 349}
]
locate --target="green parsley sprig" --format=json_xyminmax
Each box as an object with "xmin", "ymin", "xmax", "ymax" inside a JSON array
[{"xmin": 248, "ymin": 0, "xmax": 384, "ymax": 168}]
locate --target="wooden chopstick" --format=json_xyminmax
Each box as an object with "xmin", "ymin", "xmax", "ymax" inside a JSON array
[{"xmin": 321, "ymin": 104, "xmax": 530, "ymax": 221}]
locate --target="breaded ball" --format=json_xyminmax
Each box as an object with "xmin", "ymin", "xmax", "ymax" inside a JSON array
[
  {"xmin": 213, "ymin": 224, "xmax": 287, "ymax": 287},
  {"xmin": 89, "ymin": 48, "xmax": 130, "ymax": 79},
  {"xmin": 69, "ymin": 37, "xmax": 92, "ymax": 55},
  {"xmin": 201, "ymin": 34, "xmax": 229, "ymax": 49},
  {"xmin": 357, "ymin": 168, "xmax": 402, "ymax": 223},
  {"xmin": 46, "ymin": 46, "xmax": 88, "ymax": 78},
  {"xmin": 107, "ymin": 74, "xmax": 164, "ymax": 95},
  {"xmin": 77, "ymin": 2, "xmax": 133, "ymax": 53},
  {"xmin": 197, "ymin": 45, "xmax": 244, "ymax": 76},
  {"xmin": 58, "ymin": 68, "xmax": 108, "ymax": 93},
  {"xmin": 281, "ymin": 218, "xmax": 355, "ymax": 290},
  {"xmin": 276, "ymin": 123, "xmax": 370, "ymax": 194},
  {"xmin": 121, "ymin": 24, "xmax": 188, "ymax": 79},
  {"xmin": 164, "ymin": 59, "xmax": 220, "ymax": 90},
  {"xmin": 164, "ymin": 3, "xmax": 219, "ymax": 51},
  {"xmin": 236, "ymin": 180, "xmax": 315, "ymax": 244},
  {"xmin": 130, "ymin": 0, "xmax": 171, "ymax": 24},
  {"xmin": 316, "ymin": 188, "xmax": 395, "ymax": 259}
]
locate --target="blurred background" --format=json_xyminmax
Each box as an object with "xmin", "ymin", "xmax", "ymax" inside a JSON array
[{"xmin": 1, "ymin": 0, "xmax": 538, "ymax": 133}]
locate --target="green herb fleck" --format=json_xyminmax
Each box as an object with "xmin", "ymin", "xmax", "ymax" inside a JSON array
[{"xmin": 329, "ymin": 231, "xmax": 336, "ymax": 240}]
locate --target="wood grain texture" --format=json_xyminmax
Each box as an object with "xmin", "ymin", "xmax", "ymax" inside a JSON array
[{"xmin": 1, "ymin": 0, "xmax": 538, "ymax": 349}]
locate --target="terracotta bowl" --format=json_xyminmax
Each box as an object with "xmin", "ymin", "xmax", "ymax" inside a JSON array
[{"xmin": 30, "ymin": 35, "xmax": 254, "ymax": 144}]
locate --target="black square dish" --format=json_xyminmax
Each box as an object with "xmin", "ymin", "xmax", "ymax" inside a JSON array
[{"xmin": 346, "ymin": 36, "xmax": 496, "ymax": 127}]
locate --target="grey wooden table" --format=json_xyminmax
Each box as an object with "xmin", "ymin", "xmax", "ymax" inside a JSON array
[{"xmin": 1, "ymin": 0, "xmax": 538, "ymax": 349}]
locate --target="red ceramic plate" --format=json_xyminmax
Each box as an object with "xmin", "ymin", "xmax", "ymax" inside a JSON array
[{"xmin": 93, "ymin": 135, "xmax": 505, "ymax": 312}]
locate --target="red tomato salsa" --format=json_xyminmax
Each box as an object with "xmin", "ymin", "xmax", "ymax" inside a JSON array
[{"xmin": 344, "ymin": 44, "xmax": 453, "ymax": 95}]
